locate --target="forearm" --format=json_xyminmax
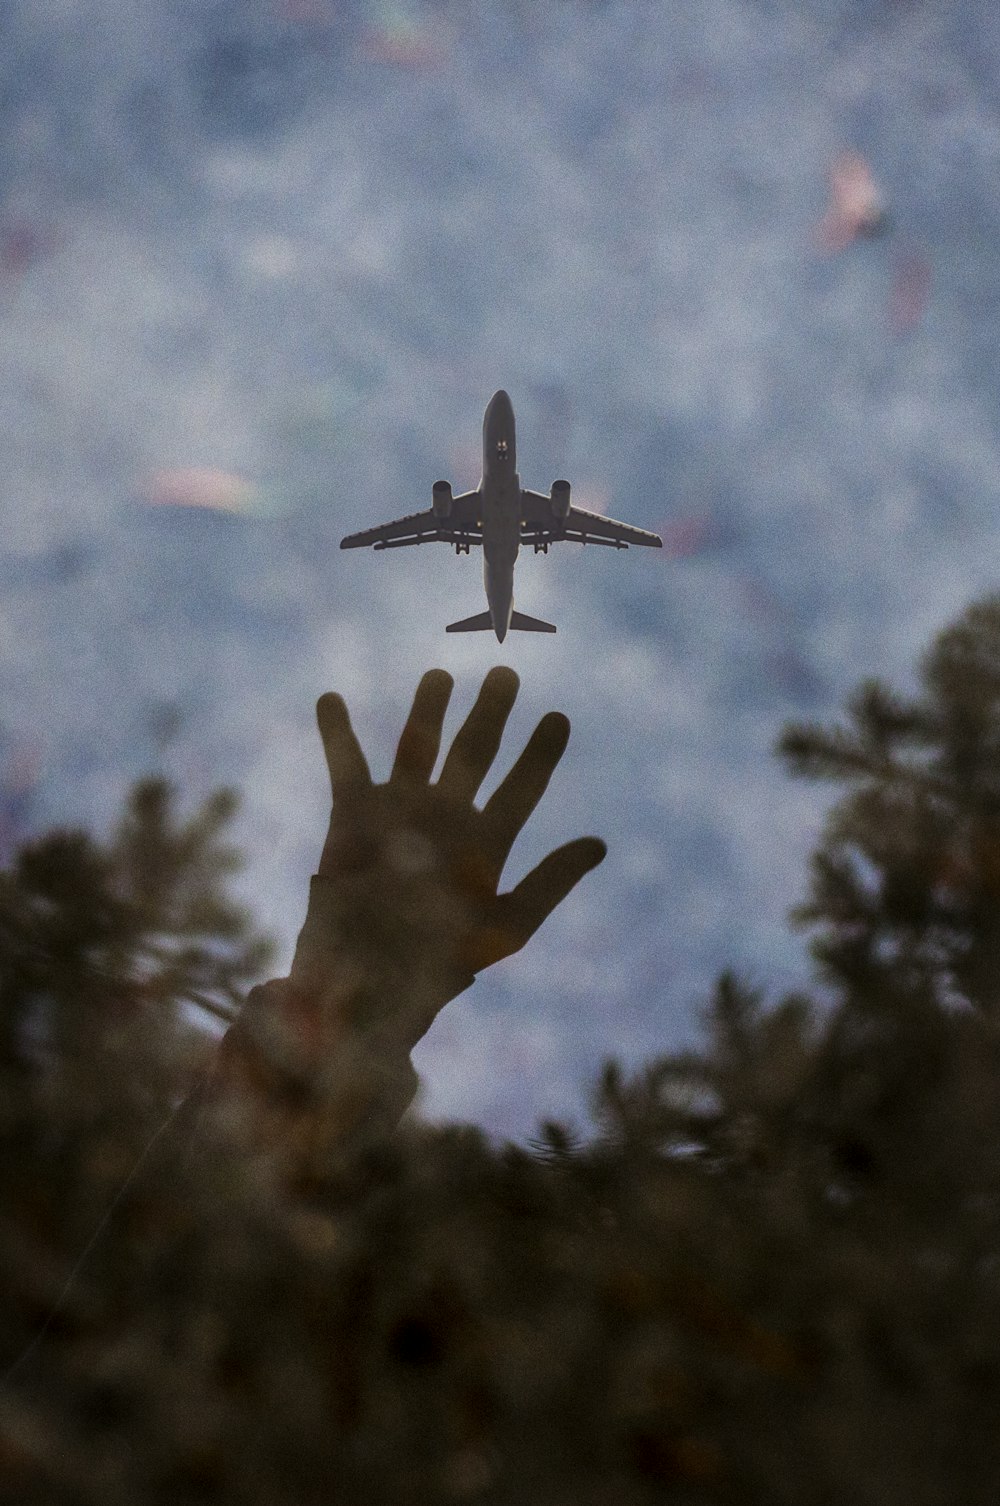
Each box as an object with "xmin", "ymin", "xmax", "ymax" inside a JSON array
[
  {"xmin": 201, "ymin": 875, "xmax": 473, "ymax": 1180},
  {"xmin": 214, "ymin": 978, "xmax": 420, "ymax": 1159}
]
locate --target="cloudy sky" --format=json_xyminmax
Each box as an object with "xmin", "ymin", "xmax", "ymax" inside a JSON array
[{"xmin": 3, "ymin": 0, "xmax": 1000, "ymax": 1138}]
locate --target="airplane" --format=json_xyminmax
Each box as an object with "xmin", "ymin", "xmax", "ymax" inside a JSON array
[{"xmin": 340, "ymin": 389, "xmax": 663, "ymax": 641}]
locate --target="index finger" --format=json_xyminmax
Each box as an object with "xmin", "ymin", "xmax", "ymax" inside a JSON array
[
  {"xmin": 437, "ymin": 665, "xmax": 520, "ymax": 805},
  {"xmin": 316, "ymin": 692, "xmax": 372, "ymax": 795}
]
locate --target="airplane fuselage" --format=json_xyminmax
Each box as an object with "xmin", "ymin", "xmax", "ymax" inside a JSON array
[{"xmin": 479, "ymin": 389, "xmax": 520, "ymax": 642}]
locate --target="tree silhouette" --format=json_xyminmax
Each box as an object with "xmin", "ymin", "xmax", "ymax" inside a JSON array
[
  {"xmin": 778, "ymin": 594, "xmax": 1000, "ymax": 1016},
  {"xmin": 0, "ymin": 778, "xmax": 273, "ymax": 1393}
]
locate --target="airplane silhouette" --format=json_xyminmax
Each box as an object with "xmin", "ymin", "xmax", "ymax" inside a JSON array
[{"xmin": 340, "ymin": 390, "xmax": 663, "ymax": 641}]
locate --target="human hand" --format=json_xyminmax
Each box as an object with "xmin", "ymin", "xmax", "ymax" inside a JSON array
[{"xmin": 292, "ymin": 666, "xmax": 606, "ymax": 1054}]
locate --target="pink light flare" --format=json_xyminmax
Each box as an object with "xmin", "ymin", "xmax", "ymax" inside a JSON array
[
  {"xmin": 139, "ymin": 468, "xmax": 255, "ymax": 515},
  {"xmin": 814, "ymin": 150, "xmax": 887, "ymax": 254}
]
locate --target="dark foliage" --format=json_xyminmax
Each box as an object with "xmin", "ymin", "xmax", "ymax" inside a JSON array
[
  {"xmin": 0, "ymin": 780, "xmax": 274, "ymax": 1419},
  {"xmin": 6, "ymin": 602, "xmax": 1000, "ymax": 1500},
  {"xmin": 779, "ymin": 592, "xmax": 1000, "ymax": 1014}
]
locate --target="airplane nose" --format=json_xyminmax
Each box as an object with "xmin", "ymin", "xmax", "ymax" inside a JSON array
[{"xmin": 489, "ymin": 389, "xmax": 513, "ymax": 416}]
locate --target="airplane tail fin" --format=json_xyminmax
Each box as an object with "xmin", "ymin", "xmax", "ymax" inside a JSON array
[
  {"xmin": 445, "ymin": 609, "xmax": 558, "ymax": 634},
  {"xmin": 510, "ymin": 610, "xmax": 557, "ymax": 633},
  {"xmin": 446, "ymin": 611, "xmax": 494, "ymax": 633}
]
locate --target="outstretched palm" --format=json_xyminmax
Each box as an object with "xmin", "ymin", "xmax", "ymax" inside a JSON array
[{"xmin": 299, "ymin": 666, "xmax": 606, "ymax": 1052}]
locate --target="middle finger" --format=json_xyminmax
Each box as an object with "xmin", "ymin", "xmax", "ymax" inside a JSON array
[
  {"xmin": 437, "ymin": 666, "xmax": 520, "ymax": 804},
  {"xmin": 390, "ymin": 668, "xmax": 454, "ymax": 784}
]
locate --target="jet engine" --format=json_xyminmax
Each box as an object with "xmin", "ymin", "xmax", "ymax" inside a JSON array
[
  {"xmin": 432, "ymin": 480, "xmax": 452, "ymax": 519},
  {"xmin": 550, "ymin": 479, "xmax": 571, "ymax": 520}
]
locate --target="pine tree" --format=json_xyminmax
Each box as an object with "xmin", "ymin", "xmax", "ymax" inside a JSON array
[
  {"xmin": 0, "ymin": 778, "xmax": 274, "ymax": 1386},
  {"xmin": 778, "ymin": 593, "xmax": 1000, "ymax": 1016}
]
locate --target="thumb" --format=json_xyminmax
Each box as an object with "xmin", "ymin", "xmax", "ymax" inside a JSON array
[{"xmin": 494, "ymin": 836, "xmax": 607, "ymax": 956}]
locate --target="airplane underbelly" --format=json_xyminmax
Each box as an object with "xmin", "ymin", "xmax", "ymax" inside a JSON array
[
  {"xmin": 482, "ymin": 477, "xmax": 520, "ymax": 580},
  {"xmin": 483, "ymin": 515, "xmax": 516, "ymax": 614},
  {"xmin": 484, "ymin": 551, "xmax": 515, "ymax": 590},
  {"xmin": 483, "ymin": 504, "xmax": 520, "ymax": 553},
  {"xmin": 490, "ymin": 526, "xmax": 519, "ymax": 561}
]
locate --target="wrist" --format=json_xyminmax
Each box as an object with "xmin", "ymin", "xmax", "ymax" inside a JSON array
[{"xmin": 290, "ymin": 875, "xmax": 349, "ymax": 994}]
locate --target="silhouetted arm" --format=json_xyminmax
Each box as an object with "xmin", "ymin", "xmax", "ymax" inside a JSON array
[{"xmin": 206, "ymin": 668, "xmax": 605, "ymax": 1176}]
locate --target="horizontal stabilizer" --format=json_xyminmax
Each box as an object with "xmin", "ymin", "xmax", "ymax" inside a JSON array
[
  {"xmin": 446, "ymin": 611, "xmax": 494, "ymax": 633},
  {"xmin": 510, "ymin": 610, "xmax": 557, "ymax": 633}
]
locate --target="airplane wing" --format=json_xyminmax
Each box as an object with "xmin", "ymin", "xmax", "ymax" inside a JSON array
[
  {"xmin": 562, "ymin": 507, "xmax": 663, "ymax": 548},
  {"xmin": 341, "ymin": 491, "xmax": 482, "ymax": 550},
  {"xmin": 520, "ymin": 491, "xmax": 662, "ymax": 551}
]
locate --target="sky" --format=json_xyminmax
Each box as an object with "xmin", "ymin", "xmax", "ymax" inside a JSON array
[{"xmin": 2, "ymin": 0, "xmax": 1000, "ymax": 1139}]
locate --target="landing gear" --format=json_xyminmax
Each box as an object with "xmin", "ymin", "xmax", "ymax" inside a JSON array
[
  {"xmin": 454, "ymin": 539, "xmax": 471, "ymax": 555},
  {"xmin": 533, "ymin": 540, "xmax": 550, "ymax": 554}
]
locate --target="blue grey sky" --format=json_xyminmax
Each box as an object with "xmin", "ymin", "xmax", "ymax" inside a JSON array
[{"xmin": 2, "ymin": 0, "xmax": 999, "ymax": 1138}]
